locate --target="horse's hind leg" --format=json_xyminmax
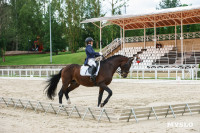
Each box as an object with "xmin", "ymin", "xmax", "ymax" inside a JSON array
[
  {"xmin": 58, "ymin": 82, "xmax": 70, "ymax": 104},
  {"xmin": 58, "ymin": 89, "xmax": 64, "ymax": 104},
  {"xmin": 64, "ymin": 81, "xmax": 80, "ymax": 104}
]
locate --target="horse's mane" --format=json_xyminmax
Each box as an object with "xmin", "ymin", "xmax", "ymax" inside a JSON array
[{"xmin": 101, "ymin": 55, "xmax": 128, "ymax": 63}]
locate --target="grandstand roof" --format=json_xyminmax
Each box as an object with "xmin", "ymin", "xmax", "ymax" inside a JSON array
[{"xmin": 81, "ymin": 5, "xmax": 200, "ymax": 30}]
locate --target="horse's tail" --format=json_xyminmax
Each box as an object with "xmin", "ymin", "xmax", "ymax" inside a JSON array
[{"xmin": 45, "ymin": 69, "xmax": 62, "ymax": 100}]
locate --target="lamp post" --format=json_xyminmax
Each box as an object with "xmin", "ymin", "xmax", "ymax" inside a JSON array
[{"xmin": 28, "ymin": 39, "xmax": 31, "ymax": 52}]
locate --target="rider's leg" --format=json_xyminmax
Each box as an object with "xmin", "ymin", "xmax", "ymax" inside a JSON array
[
  {"xmin": 90, "ymin": 65, "xmax": 97, "ymax": 81},
  {"xmin": 88, "ymin": 59, "xmax": 97, "ymax": 82}
]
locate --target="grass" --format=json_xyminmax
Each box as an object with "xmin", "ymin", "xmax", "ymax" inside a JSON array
[{"xmin": 0, "ymin": 51, "xmax": 87, "ymax": 65}]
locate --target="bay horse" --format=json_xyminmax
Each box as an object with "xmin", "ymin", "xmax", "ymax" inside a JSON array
[{"xmin": 45, "ymin": 55, "xmax": 134, "ymax": 107}]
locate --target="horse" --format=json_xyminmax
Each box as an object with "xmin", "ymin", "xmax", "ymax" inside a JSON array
[{"xmin": 45, "ymin": 55, "xmax": 134, "ymax": 107}]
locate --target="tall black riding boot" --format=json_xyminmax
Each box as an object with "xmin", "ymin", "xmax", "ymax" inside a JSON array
[{"xmin": 90, "ymin": 65, "xmax": 97, "ymax": 82}]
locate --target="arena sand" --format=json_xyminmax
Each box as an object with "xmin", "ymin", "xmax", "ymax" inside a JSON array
[{"xmin": 0, "ymin": 77, "xmax": 200, "ymax": 133}]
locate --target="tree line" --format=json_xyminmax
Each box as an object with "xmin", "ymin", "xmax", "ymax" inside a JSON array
[
  {"xmin": 0, "ymin": 0, "xmax": 199, "ymax": 58},
  {"xmin": 0, "ymin": 0, "xmax": 128, "ymax": 54}
]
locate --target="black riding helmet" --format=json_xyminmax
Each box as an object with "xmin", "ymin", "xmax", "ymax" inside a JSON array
[{"xmin": 85, "ymin": 37, "xmax": 94, "ymax": 44}]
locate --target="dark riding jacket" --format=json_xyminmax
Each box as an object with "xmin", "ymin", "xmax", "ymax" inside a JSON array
[{"xmin": 84, "ymin": 44, "xmax": 100, "ymax": 65}]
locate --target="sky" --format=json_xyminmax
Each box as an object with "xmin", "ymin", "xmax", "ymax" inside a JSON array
[{"xmin": 102, "ymin": 0, "xmax": 200, "ymax": 16}]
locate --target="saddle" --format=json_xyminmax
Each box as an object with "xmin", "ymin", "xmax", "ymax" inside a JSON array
[{"xmin": 80, "ymin": 61, "xmax": 100, "ymax": 76}]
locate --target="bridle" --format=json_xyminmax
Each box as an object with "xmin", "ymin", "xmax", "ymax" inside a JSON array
[{"xmin": 116, "ymin": 57, "xmax": 134, "ymax": 76}]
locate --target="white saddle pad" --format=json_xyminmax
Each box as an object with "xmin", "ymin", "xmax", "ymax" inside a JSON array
[{"xmin": 80, "ymin": 62, "xmax": 100, "ymax": 76}]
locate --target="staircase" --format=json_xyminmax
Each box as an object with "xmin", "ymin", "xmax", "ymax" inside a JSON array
[{"xmin": 101, "ymin": 39, "xmax": 121, "ymax": 57}]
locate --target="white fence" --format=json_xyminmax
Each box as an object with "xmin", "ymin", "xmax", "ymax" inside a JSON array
[
  {"xmin": 119, "ymin": 65, "xmax": 200, "ymax": 80},
  {"xmin": 0, "ymin": 67, "xmax": 200, "ymax": 80},
  {"xmin": 127, "ymin": 68, "xmax": 200, "ymax": 80},
  {"xmin": 0, "ymin": 69, "xmax": 60, "ymax": 77}
]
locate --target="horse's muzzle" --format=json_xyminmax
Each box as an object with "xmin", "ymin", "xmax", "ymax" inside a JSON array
[{"xmin": 122, "ymin": 72, "xmax": 128, "ymax": 78}]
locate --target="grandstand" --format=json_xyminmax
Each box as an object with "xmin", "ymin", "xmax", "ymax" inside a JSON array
[{"xmin": 82, "ymin": 6, "xmax": 200, "ymax": 69}]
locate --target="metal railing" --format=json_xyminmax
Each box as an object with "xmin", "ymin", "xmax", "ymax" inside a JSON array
[{"xmin": 125, "ymin": 31, "xmax": 200, "ymax": 43}]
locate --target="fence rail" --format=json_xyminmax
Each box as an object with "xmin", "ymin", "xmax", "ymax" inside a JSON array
[
  {"xmin": 0, "ymin": 66, "xmax": 199, "ymax": 80},
  {"xmin": 0, "ymin": 69, "xmax": 60, "ymax": 77},
  {"xmin": 125, "ymin": 68, "xmax": 200, "ymax": 80}
]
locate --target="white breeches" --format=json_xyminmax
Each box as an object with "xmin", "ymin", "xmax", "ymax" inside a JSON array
[{"xmin": 88, "ymin": 58, "xmax": 96, "ymax": 67}]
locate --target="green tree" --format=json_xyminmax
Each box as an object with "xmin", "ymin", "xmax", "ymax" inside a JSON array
[
  {"xmin": 157, "ymin": 0, "xmax": 181, "ymax": 35},
  {"xmin": 41, "ymin": 0, "xmax": 67, "ymax": 54},
  {"xmin": 65, "ymin": 0, "xmax": 85, "ymax": 53},
  {"xmin": 0, "ymin": 0, "xmax": 11, "ymax": 62},
  {"xmin": 17, "ymin": 0, "xmax": 43, "ymax": 50},
  {"xmin": 83, "ymin": 0, "xmax": 104, "ymax": 49},
  {"xmin": 158, "ymin": 0, "xmax": 181, "ymax": 9},
  {"xmin": 110, "ymin": 0, "xmax": 129, "ymax": 41}
]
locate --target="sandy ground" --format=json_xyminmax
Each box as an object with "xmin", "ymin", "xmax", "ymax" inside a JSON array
[{"xmin": 0, "ymin": 77, "xmax": 200, "ymax": 133}]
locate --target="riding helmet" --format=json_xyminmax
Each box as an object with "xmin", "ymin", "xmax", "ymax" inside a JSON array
[{"xmin": 85, "ymin": 37, "xmax": 94, "ymax": 44}]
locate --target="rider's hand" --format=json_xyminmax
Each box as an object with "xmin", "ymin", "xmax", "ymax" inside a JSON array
[{"xmin": 99, "ymin": 52, "xmax": 103, "ymax": 55}]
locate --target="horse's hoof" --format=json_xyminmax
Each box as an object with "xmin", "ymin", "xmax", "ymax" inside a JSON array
[
  {"xmin": 100, "ymin": 103, "xmax": 104, "ymax": 108},
  {"xmin": 59, "ymin": 104, "xmax": 64, "ymax": 107},
  {"xmin": 67, "ymin": 99, "xmax": 71, "ymax": 104}
]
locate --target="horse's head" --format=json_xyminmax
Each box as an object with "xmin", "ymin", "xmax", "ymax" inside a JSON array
[{"xmin": 120, "ymin": 57, "xmax": 134, "ymax": 78}]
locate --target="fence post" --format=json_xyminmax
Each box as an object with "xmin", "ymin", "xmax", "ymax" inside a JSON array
[
  {"xmin": 182, "ymin": 69, "xmax": 184, "ymax": 80},
  {"xmin": 25, "ymin": 70, "xmax": 27, "ymax": 77},
  {"xmin": 192, "ymin": 68, "xmax": 194, "ymax": 80},
  {"xmin": 142, "ymin": 70, "xmax": 144, "ymax": 79},
  {"xmin": 39, "ymin": 70, "xmax": 41, "ymax": 77},
  {"xmin": 130, "ymin": 71, "xmax": 132, "ymax": 78},
  {"xmin": 168, "ymin": 70, "xmax": 170, "ymax": 79},
  {"xmin": 155, "ymin": 70, "xmax": 157, "ymax": 79},
  {"xmin": 19, "ymin": 70, "xmax": 21, "ymax": 77}
]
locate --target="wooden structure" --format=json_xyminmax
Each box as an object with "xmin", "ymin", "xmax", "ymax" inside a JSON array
[{"xmin": 81, "ymin": 5, "xmax": 200, "ymax": 64}]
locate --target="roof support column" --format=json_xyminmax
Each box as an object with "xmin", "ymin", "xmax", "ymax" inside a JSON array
[
  {"xmin": 123, "ymin": 20, "xmax": 125, "ymax": 50},
  {"xmin": 175, "ymin": 23, "xmax": 177, "ymax": 47},
  {"xmin": 120, "ymin": 27, "xmax": 122, "ymax": 50},
  {"xmin": 100, "ymin": 21, "xmax": 102, "ymax": 52},
  {"xmin": 144, "ymin": 26, "xmax": 146, "ymax": 48},
  {"xmin": 181, "ymin": 13, "xmax": 184, "ymax": 65},
  {"xmin": 154, "ymin": 22, "xmax": 157, "ymax": 48}
]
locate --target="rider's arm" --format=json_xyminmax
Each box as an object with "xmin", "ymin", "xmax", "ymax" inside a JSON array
[{"xmin": 86, "ymin": 46, "xmax": 100, "ymax": 56}]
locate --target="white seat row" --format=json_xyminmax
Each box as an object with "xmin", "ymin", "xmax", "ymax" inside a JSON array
[
  {"xmin": 135, "ymin": 45, "xmax": 174, "ymax": 66},
  {"xmin": 114, "ymin": 45, "xmax": 174, "ymax": 67}
]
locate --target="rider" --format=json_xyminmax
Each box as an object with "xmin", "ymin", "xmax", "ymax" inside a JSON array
[{"xmin": 84, "ymin": 37, "xmax": 102, "ymax": 82}]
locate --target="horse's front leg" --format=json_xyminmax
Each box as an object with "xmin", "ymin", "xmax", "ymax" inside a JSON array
[
  {"xmin": 98, "ymin": 88, "xmax": 104, "ymax": 107},
  {"xmin": 99, "ymin": 83, "xmax": 112, "ymax": 107}
]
